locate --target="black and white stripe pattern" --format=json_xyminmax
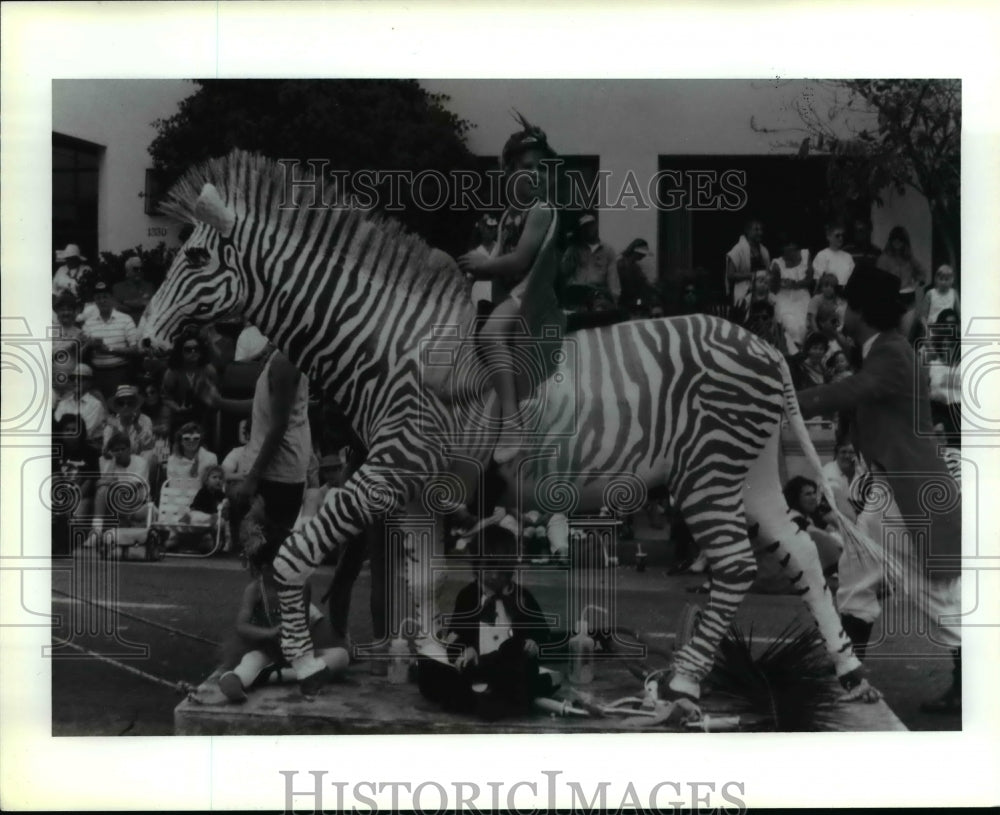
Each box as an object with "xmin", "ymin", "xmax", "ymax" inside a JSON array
[{"xmin": 143, "ymin": 151, "xmax": 860, "ymax": 691}]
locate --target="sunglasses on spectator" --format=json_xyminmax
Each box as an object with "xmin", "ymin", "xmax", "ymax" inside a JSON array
[{"xmin": 181, "ymin": 433, "xmax": 202, "ymax": 441}]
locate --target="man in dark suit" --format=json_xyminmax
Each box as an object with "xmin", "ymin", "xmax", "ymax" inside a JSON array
[{"xmin": 797, "ymin": 265, "xmax": 962, "ymax": 715}]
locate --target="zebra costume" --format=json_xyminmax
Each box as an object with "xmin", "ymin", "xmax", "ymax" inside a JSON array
[{"xmin": 141, "ymin": 151, "xmax": 875, "ymax": 702}]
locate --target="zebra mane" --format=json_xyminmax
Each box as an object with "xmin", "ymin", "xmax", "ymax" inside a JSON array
[{"xmin": 159, "ymin": 149, "xmax": 470, "ymax": 311}]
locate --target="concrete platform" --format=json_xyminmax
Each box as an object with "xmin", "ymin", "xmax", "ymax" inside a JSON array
[{"xmin": 175, "ymin": 659, "xmax": 907, "ymax": 735}]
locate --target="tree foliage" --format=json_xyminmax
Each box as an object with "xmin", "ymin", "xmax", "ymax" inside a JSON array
[
  {"xmin": 753, "ymin": 79, "xmax": 960, "ymax": 267},
  {"xmin": 148, "ymin": 80, "xmax": 480, "ymax": 254}
]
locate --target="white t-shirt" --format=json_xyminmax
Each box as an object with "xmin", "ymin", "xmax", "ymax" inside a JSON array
[
  {"xmin": 925, "ymin": 288, "xmax": 957, "ymax": 325},
  {"xmin": 813, "ymin": 248, "xmax": 855, "ymax": 288}
]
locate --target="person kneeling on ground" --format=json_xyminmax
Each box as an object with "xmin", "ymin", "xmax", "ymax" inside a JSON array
[
  {"xmin": 417, "ymin": 522, "xmax": 554, "ymax": 721},
  {"xmin": 190, "ymin": 498, "xmax": 348, "ymax": 704}
]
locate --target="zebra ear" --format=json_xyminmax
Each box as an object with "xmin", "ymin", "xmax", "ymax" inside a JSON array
[{"xmin": 193, "ymin": 184, "xmax": 236, "ymax": 236}]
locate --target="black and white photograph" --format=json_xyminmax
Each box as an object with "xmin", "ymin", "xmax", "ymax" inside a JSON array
[{"xmin": 2, "ymin": 3, "xmax": 999, "ymax": 812}]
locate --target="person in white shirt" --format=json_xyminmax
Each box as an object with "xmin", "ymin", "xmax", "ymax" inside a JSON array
[
  {"xmin": 920, "ymin": 264, "xmax": 960, "ymax": 330},
  {"xmin": 811, "ymin": 219, "xmax": 855, "ymax": 290},
  {"xmin": 80, "ymin": 281, "xmax": 140, "ymax": 398},
  {"xmin": 822, "ymin": 440, "xmax": 860, "ymax": 522},
  {"xmin": 53, "ymin": 363, "xmax": 107, "ymax": 446},
  {"xmin": 52, "ymin": 244, "xmax": 93, "ymax": 299},
  {"xmin": 92, "ymin": 430, "xmax": 152, "ymax": 536}
]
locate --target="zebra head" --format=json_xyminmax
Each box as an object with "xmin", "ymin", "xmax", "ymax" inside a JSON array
[{"xmin": 139, "ymin": 183, "xmax": 247, "ymax": 352}]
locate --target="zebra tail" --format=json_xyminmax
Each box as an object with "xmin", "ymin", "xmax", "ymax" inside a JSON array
[{"xmin": 776, "ymin": 355, "xmax": 901, "ymax": 587}]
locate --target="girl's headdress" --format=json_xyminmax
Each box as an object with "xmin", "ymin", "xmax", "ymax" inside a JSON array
[{"xmin": 500, "ymin": 110, "xmax": 556, "ymax": 169}]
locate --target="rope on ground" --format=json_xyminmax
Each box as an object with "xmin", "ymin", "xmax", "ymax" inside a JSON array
[
  {"xmin": 52, "ymin": 587, "xmax": 219, "ymax": 647},
  {"xmin": 55, "ymin": 639, "xmax": 193, "ymax": 695}
]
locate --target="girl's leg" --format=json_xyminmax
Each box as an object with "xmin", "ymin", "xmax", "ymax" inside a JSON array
[{"xmin": 480, "ymin": 301, "xmax": 522, "ymax": 429}]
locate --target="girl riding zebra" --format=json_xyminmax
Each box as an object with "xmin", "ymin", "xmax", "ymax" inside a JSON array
[{"xmin": 139, "ymin": 144, "xmax": 881, "ymax": 708}]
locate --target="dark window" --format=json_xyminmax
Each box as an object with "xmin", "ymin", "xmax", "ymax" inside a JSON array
[
  {"xmin": 143, "ymin": 168, "xmax": 168, "ymax": 216},
  {"xmin": 52, "ymin": 133, "xmax": 104, "ymax": 264},
  {"xmin": 656, "ymin": 155, "xmax": 830, "ymax": 304}
]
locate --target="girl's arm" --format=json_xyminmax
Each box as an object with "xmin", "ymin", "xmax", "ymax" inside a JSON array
[
  {"xmin": 235, "ymin": 582, "xmax": 280, "ymax": 642},
  {"xmin": 461, "ymin": 206, "xmax": 553, "ymax": 284}
]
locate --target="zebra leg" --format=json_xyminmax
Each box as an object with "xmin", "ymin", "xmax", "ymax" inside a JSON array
[
  {"xmin": 669, "ymin": 494, "xmax": 756, "ymax": 700},
  {"xmin": 272, "ymin": 466, "xmax": 404, "ymax": 690},
  {"xmin": 743, "ymin": 433, "xmax": 865, "ymax": 689}
]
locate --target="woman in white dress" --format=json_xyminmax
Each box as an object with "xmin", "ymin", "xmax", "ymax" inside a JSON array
[{"xmin": 770, "ymin": 236, "xmax": 812, "ymax": 353}]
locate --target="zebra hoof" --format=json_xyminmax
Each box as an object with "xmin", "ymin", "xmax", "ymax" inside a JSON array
[{"xmin": 839, "ymin": 676, "xmax": 882, "ymax": 704}]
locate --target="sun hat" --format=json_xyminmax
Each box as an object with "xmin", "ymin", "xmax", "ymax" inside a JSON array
[
  {"xmin": 72, "ymin": 363, "xmax": 94, "ymax": 378},
  {"xmin": 109, "ymin": 384, "xmax": 143, "ymax": 411},
  {"xmin": 124, "ymin": 256, "xmax": 142, "ymax": 271},
  {"xmin": 56, "ymin": 244, "xmax": 86, "ymax": 262}
]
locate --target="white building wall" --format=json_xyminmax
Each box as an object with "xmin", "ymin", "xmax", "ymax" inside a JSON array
[
  {"xmin": 52, "ymin": 79, "xmax": 194, "ymax": 253},
  {"xmin": 51, "ymin": 78, "xmax": 933, "ymax": 269}
]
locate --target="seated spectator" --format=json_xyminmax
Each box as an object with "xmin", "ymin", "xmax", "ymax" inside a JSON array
[
  {"xmin": 102, "ymin": 384, "xmax": 156, "ymax": 463},
  {"xmin": 165, "ymin": 421, "xmax": 218, "ymax": 483},
  {"xmin": 814, "ymin": 299, "xmax": 855, "ymax": 366},
  {"xmin": 53, "ymin": 363, "xmax": 107, "ymax": 447},
  {"xmin": 161, "ymin": 332, "xmax": 218, "ymax": 438},
  {"xmin": 52, "ymin": 292, "xmax": 84, "ymax": 361},
  {"xmin": 733, "ymin": 269, "xmax": 783, "ymax": 350},
  {"xmin": 822, "ymin": 440, "xmax": 861, "ymax": 522},
  {"xmin": 52, "ymin": 243, "xmax": 94, "ymax": 300},
  {"xmin": 877, "ymin": 225, "xmax": 927, "ymax": 340},
  {"xmin": 616, "ymin": 239, "xmax": 662, "ymax": 318},
  {"xmin": 807, "ymin": 272, "xmax": 846, "ymax": 335},
  {"xmin": 794, "ymin": 333, "xmax": 830, "ymax": 389},
  {"xmin": 52, "ymin": 412, "xmax": 101, "ymax": 526},
  {"xmin": 927, "ymin": 308, "xmax": 962, "ymax": 447},
  {"xmin": 920, "ymin": 264, "xmax": 960, "ymax": 332},
  {"xmin": 182, "ymin": 465, "xmax": 228, "ymax": 526},
  {"xmin": 770, "ymin": 235, "xmax": 811, "ymax": 353},
  {"xmin": 112, "ymin": 255, "xmax": 157, "ymax": 325},
  {"xmin": 222, "ymin": 419, "xmax": 252, "ymax": 484},
  {"xmin": 92, "ymin": 430, "xmax": 151, "ymax": 536},
  {"xmin": 674, "ymin": 277, "xmax": 706, "ymax": 316},
  {"xmin": 844, "ymin": 216, "xmax": 882, "ymax": 269},
  {"xmin": 139, "ymin": 375, "xmax": 173, "ymax": 439},
  {"xmin": 812, "ymin": 218, "xmax": 855, "ymax": 292},
  {"xmin": 80, "ymin": 280, "xmax": 141, "ymax": 399},
  {"xmin": 782, "ymin": 475, "xmax": 842, "ymax": 579},
  {"xmin": 725, "ymin": 218, "xmax": 770, "ymax": 307},
  {"xmin": 825, "ymin": 350, "xmax": 853, "ymax": 383},
  {"xmin": 559, "ymin": 213, "xmax": 619, "ymax": 306}
]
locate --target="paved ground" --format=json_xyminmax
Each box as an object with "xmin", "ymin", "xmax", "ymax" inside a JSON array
[{"xmin": 51, "ymin": 531, "xmax": 960, "ymax": 736}]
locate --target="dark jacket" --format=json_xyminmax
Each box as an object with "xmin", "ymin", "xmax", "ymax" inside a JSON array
[
  {"xmin": 447, "ymin": 579, "xmax": 551, "ymax": 652},
  {"xmin": 797, "ymin": 330, "xmax": 960, "ymax": 578}
]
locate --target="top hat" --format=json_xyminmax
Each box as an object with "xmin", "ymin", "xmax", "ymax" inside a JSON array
[{"xmin": 843, "ymin": 264, "xmax": 902, "ymax": 315}]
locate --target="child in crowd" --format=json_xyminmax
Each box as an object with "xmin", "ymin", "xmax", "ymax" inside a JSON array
[
  {"xmin": 734, "ymin": 269, "xmax": 783, "ymax": 350},
  {"xmin": 182, "ymin": 465, "xmax": 228, "ymax": 526},
  {"xmin": 770, "ymin": 236, "xmax": 812, "ymax": 353},
  {"xmin": 920, "ymin": 264, "xmax": 960, "ymax": 331},
  {"xmin": 813, "ymin": 300, "xmax": 855, "ymax": 366},
  {"xmin": 165, "ymin": 421, "xmax": 218, "ymax": 482},
  {"xmin": 807, "ymin": 272, "xmax": 847, "ymax": 335},
  {"xmin": 221, "ymin": 419, "xmax": 252, "ymax": 484},
  {"xmin": 825, "ymin": 350, "xmax": 853, "ymax": 383},
  {"xmin": 91, "ymin": 430, "xmax": 151, "ymax": 539},
  {"xmin": 794, "ymin": 333, "xmax": 830, "ymax": 389},
  {"xmin": 208, "ymin": 501, "xmax": 348, "ymax": 703},
  {"xmin": 417, "ymin": 523, "xmax": 554, "ymax": 721},
  {"xmin": 811, "ymin": 219, "xmax": 855, "ymax": 292}
]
